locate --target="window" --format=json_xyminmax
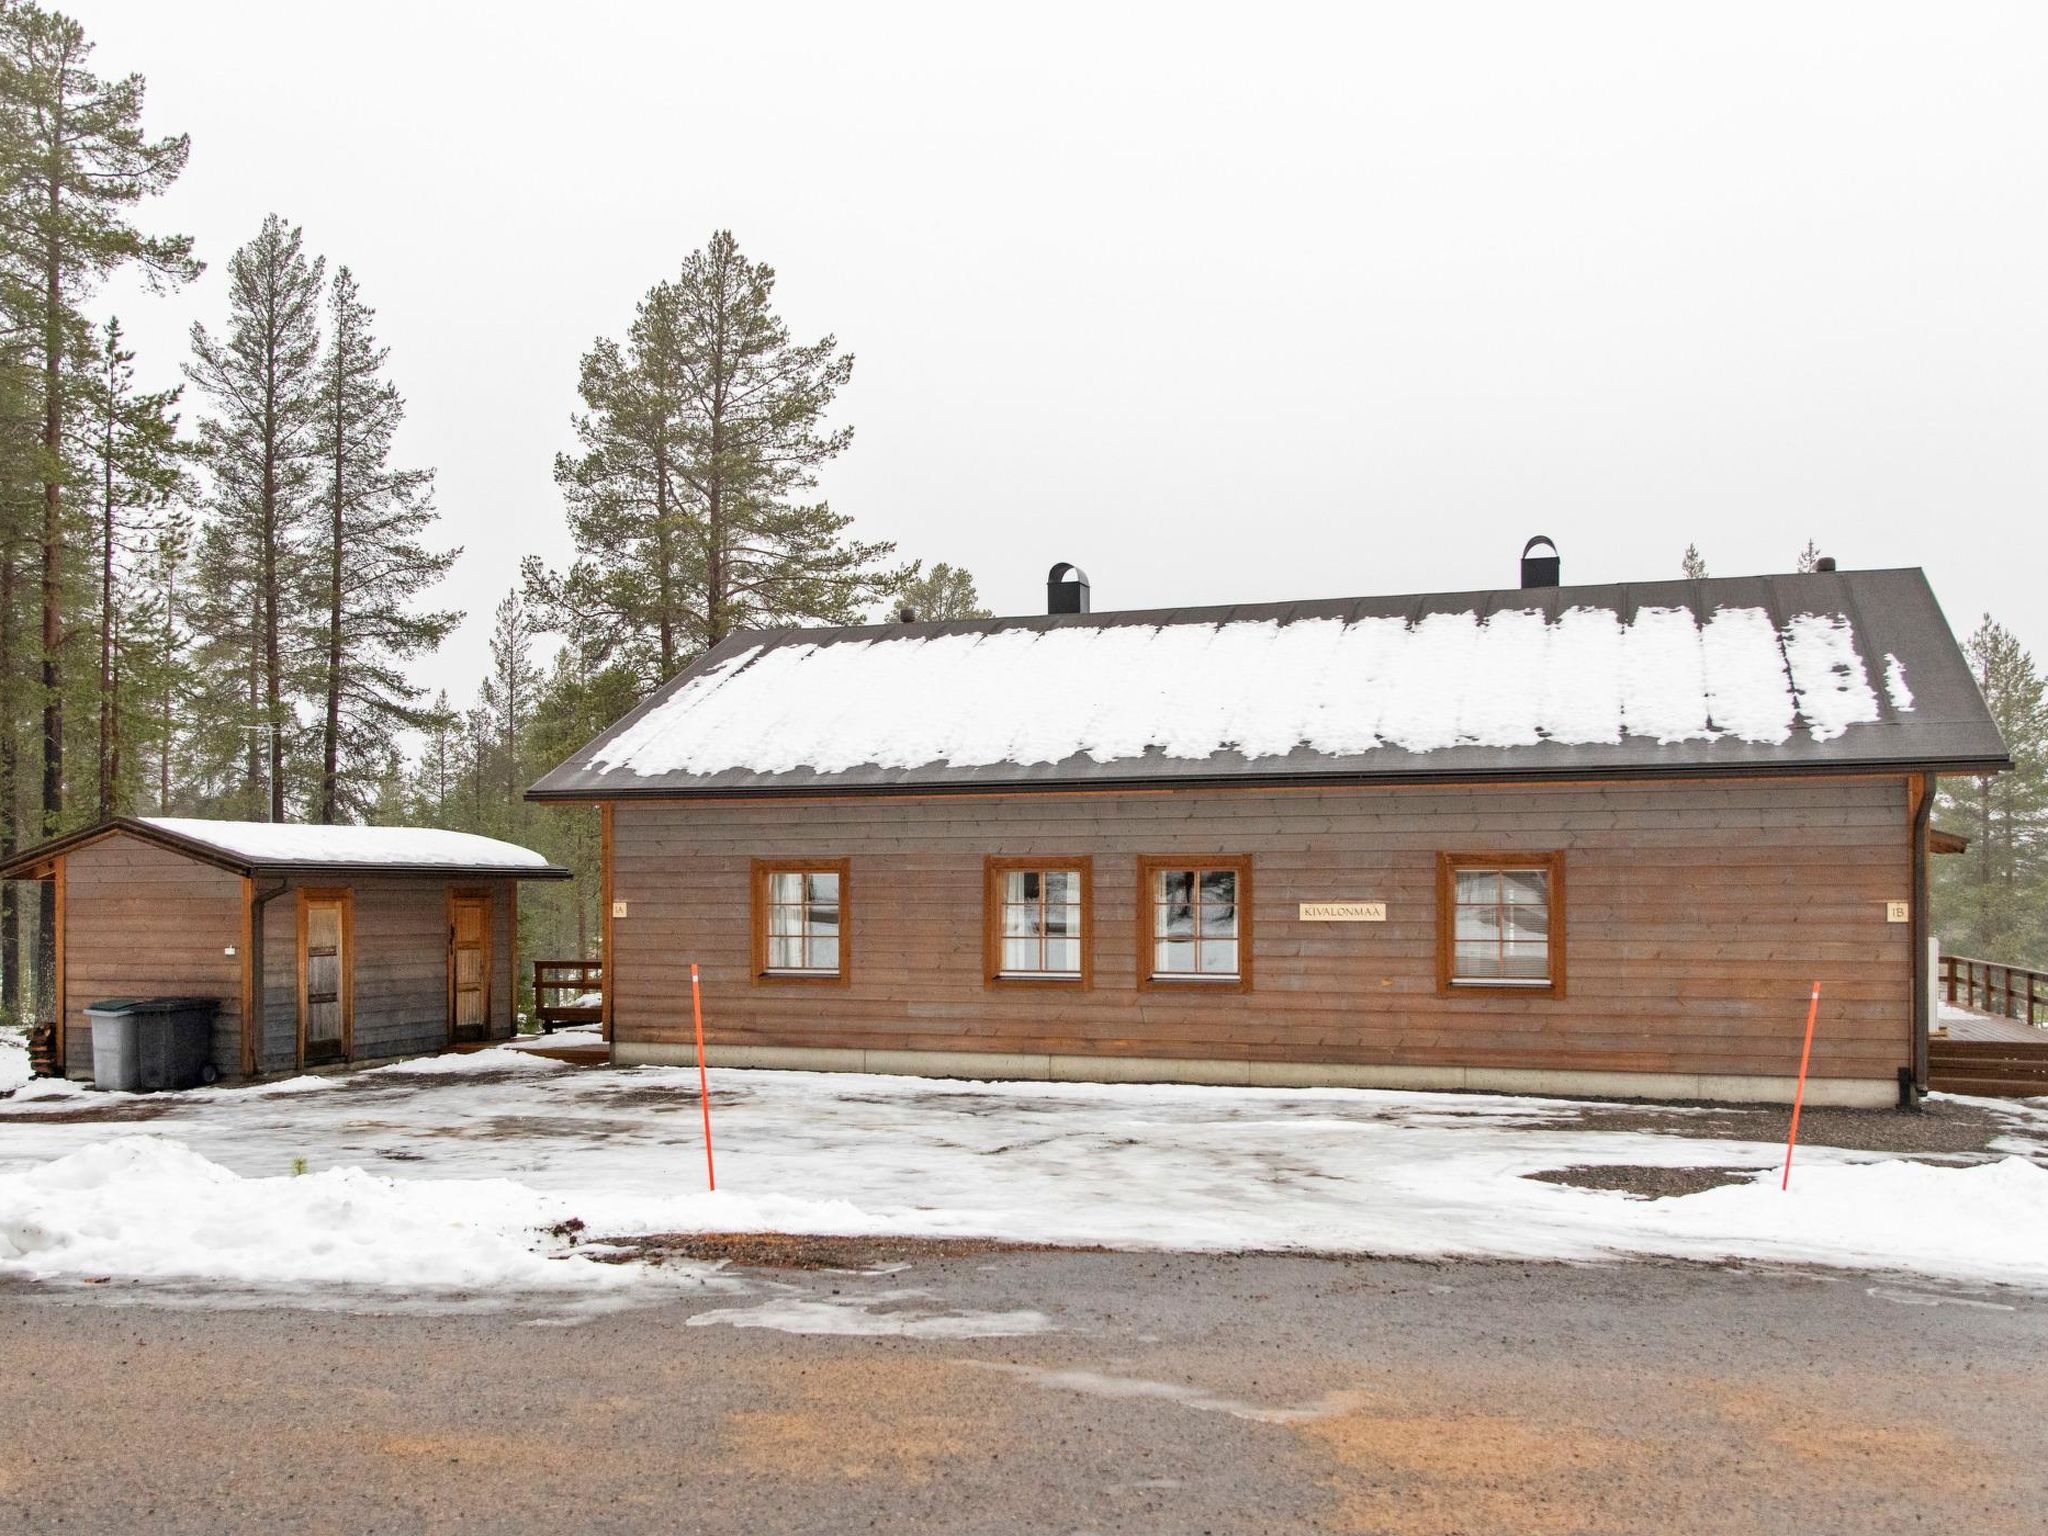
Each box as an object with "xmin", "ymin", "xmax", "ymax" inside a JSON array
[
  {"xmin": 1437, "ymin": 851, "xmax": 1566, "ymax": 995},
  {"xmin": 1137, "ymin": 855, "xmax": 1252, "ymax": 990},
  {"xmin": 985, "ymin": 857, "xmax": 1092, "ymax": 986},
  {"xmin": 752, "ymin": 859, "xmax": 851, "ymax": 983}
]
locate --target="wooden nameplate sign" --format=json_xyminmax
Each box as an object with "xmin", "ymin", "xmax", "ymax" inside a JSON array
[{"xmin": 1299, "ymin": 902, "xmax": 1387, "ymax": 922}]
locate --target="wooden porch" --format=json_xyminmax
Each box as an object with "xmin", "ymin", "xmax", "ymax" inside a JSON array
[{"xmin": 1932, "ymin": 955, "xmax": 2048, "ymax": 1097}]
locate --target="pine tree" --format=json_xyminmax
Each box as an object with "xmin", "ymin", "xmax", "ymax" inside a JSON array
[
  {"xmin": 80, "ymin": 317, "xmax": 186, "ymax": 817},
  {"xmin": 896, "ymin": 561, "xmax": 991, "ymax": 621},
  {"xmin": 184, "ymin": 215, "xmax": 325, "ymax": 821},
  {"xmin": 137, "ymin": 509, "xmax": 193, "ymax": 813},
  {"xmin": 1795, "ymin": 539, "xmax": 1823, "ymax": 573},
  {"xmin": 534, "ymin": 282, "xmax": 692, "ymax": 685},
  {"xmin": 1680, "ymin": 545, "xmax": 1708, "ymax": 580},
  {"xmin": 1934, "ymin": 615, "xmax": 2048, "ymax": 966},
  {"xmin": 0, "ymin": 1, "xmax": 195, "ymax": 849},
  {"xmin": 531, "ymin": 230, "xmax": 909, "ymax": 692},
  {"xmin": 309, "ymin": 266, "xmax": 458, "ymax": 823},
  {"xmin": 479, "ymin": 588, "xmax": 540, "ymax": 811}
]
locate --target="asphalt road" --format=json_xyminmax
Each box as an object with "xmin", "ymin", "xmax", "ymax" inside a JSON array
[{"xmin": 3, "ymin": 1253, "xmax": 2045, "ymax": 1535}]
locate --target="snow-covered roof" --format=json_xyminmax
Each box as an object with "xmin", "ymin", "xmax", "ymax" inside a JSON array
[
  {"xmin": 0, "ymin": 817, "xmax": 570, "ymax": 880},
  {"xmin": 132, "ymin": 819, "xmax": 563, "ymax": 873},
  {"xmin": 529, "ymin": 567, "xmax": 2007, "ymax": 800}
]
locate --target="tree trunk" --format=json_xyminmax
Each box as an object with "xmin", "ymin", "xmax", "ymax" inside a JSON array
[
  {"xmin": 654, "ymin": 443, "xmax": 673, "ymax": 676},
  {"xmin": 98, "ymin": 389, "xmax": 115, "ymax": 820},
  {"xmin": 38, "ymin": 157, "xmax": 66, "ymax": 1011},
  {"xmin": 320, "ymin": 372, "xmax": 344, "ymax": 823},
  {"xmin": 1, "ymin": 546, "xmax": 18, "ymax": 1021},
  {"xmin": 261, "ymin": 312, "xmax": 283, "ymax": 823},
  {"xmin": 160, "ymin": 557, "xmax": 174, "ymax": 813}
]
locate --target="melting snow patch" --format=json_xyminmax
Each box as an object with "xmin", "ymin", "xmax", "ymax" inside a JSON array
[
  {"xmin": 1884, "ymin": 653, "xmax": 1914, "ymax": 710},
  {"xmin": 368, "ymin": 1046, "xmax": 572, "ymax": 1076},
  {"xmin": 686, "ymin": 1290, "xmax": 1053, "ymax": 1338},
  {"xmin": 0, "ymin": 1028, "xmax": 26, "ymax": 1095}
]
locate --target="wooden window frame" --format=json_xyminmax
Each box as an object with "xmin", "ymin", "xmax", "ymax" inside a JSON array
[
  {"xmin": 296, "ymin": 886, "xmax": 356, "ymax": 1066},
  {"xmin": 984, "ymin": 856, "xmax": 1094, "ymax": 989},
  {"xmin": 1435, "ymin": 851, "xmax": 1567, "ymax": 998},
  {"xmin": 446, "ymin": 886, "xmax": 495, "ymax": 1045},
  {"xmin": 1135, "ymin": 854, "xmax": 1254, "ymax": 993},
  {"xmin": 751, "ymin": 858, "xmax": 853, "ymax": 986}
]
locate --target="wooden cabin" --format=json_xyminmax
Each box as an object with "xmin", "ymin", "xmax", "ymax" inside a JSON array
[
  {"xmin": 2, "ymin": 818, "xmax": 570, "ymax": 1081},
  {"xmin": 527, "ymin": 557, "xmax": 2007, "ymax": 1109}
]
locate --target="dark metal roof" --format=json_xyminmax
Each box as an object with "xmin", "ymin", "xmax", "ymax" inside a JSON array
[
  {"xmin": 527, "ymin": 567, "xmax": 2009, "ymax": 801},
  {"xmin": 0, "ymin": 817, "xmax": 575, "ymax": 883}
]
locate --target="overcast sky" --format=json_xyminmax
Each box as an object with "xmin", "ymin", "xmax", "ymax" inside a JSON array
[{"xmin": 76, "ymin": 0, "xmax": 2047, "ymax": 705}]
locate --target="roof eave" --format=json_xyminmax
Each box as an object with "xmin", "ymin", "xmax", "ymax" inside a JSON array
[
  {"xmin": 239, "ymin": 861, "xmax": 576, "ymax": 882},
  {"xmin": 524, "ymin": 752, "xmax": 2015, "ymax": 804}
]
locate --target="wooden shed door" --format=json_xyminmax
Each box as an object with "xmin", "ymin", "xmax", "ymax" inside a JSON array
[
  {"xmin": 300, "ymin": 893, "xmax": 351, "ymax": 1067},
  {"xmin": 450, "ymin": 894, "xmax": 492, "ymax": 1043}
]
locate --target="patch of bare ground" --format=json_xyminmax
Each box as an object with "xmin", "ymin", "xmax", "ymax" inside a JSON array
[
  {"xmin": 1526, "ymin": 1164, "xmax": 1764, "ymax": 1199},
  {"xmin": 0, "ymin": 1099, "xmax": 175, "ymax": 1124},
  {"xmin": 1541, "ymin": 1095, "xmax": 2031, "ymax": 1159},
  {"xmin": 594, "ymin": 1231, "xmax": 1106, "ymax": 1270}
]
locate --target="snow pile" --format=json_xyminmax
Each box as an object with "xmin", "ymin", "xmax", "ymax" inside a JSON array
[
  {"xmin": 138, "ymin": 817, "xmax": 555, "ymax": 871},
  {"xmin": 0, "ymin": 1137, "xmax": 627, "ymax": 1291},
  {"xmin": 368, "ymin": 1044, "xmax": 572, "ymax": 1075},
  {"xmin": 1625, "ymin": 1157, "xmax": 2048, "ymax": 1286},
  {"xmin": 587, "ymin": 604, "xmax": 1895, "ymax": 780},
  {"xmin": 0, "ymin": 1027, "xmax": 25, "ymax": 1095}
]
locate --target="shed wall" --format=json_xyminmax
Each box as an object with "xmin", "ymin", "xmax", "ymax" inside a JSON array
[
  {"xmin": 607, "ymin": 777, "xmax": 1914, "ymax": 1090},
  {"xmin": 60, "ymin": 833, "xmax": 244, "ymax": 1078},
  {"xmin": 258, "ymin": 876, "xmax": 516, "ymax": 1072}
]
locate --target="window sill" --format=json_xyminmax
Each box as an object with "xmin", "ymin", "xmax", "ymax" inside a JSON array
[
  {"xmin": 756, "ymin": 969, "xmax": 846, "ymax": 985},
  {"xmin": 1442, "ymin": 977, "xmax": 1563, "ymax": 998}
]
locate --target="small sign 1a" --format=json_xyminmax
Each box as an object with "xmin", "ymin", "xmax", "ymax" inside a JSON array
[
  {"xmin": 1300, "ymin": 901, "xmax": 1387, "ymax": 923},
  {"xmin": 612, "ymin": 900, "xmax": 629, "ymax": 919}
]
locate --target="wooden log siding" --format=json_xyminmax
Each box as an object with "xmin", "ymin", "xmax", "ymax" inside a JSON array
[
  {"xmin": 59, "ymin": 832, "xmax": 246, "ymax": 1078},
  {"xmin": 606, "ymin": 777, "xmax": 1917, "ymax": 1087}
]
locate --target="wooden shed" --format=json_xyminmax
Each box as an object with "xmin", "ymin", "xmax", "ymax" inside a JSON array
[
  {"xmin": 2, "ymin": 818, "xmax": 571, "ymax": 1081},
  {"xmin": 528, "ymin": 560, "xmax": 2007, "ymax": 1110}
]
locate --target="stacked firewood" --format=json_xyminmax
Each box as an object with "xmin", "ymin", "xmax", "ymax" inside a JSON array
[{"xmin": 26, "ymin": 1022, "xmax": 58, "ymax": 1078}]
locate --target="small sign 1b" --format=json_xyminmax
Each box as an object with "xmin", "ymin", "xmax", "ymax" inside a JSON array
[{"xmin": 1885, "ymin": 901, "xmax": 1910, "ymax": 924}]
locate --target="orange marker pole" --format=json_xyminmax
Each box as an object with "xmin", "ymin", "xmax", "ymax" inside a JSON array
[
  {"xmin": 1781, "ymin": 982, "xmax": 1822, "ymax": 1191},
  {"xmin": 691, "ymin": 963, "xmax": 715, "ymax": 1192}
]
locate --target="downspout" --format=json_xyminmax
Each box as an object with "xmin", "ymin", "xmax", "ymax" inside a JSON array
[
  {"xmin": 245, "ymin": 878, "xmax": 289, "ymax": 1077},
  {"xmin": 1907, "ymin": 772, "xmax": 1934, "ymax": 1108}
]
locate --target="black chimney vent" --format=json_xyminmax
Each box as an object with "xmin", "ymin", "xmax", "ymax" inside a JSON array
[
  {"xmin": 1815, "ymin": 556, "xmax": 1837, "ymax": 573},
  {"xmin": 1520, "ymin": 535, "xmax": 1560, "ymax": 589},
  {"xmin": 1047, "ymin": 562, "xmax": 1091, "ymax": 615}
]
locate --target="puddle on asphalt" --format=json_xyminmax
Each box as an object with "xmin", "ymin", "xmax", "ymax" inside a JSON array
[
  {"xmin": 687, "ymin": 1288, "xmax": 1055, "ymax": 1339},
  {"xmin": 963, "ymin": 1361, "xmax": 1362, "ymax": 1423}
]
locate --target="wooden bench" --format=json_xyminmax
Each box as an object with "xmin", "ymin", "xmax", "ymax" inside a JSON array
[{"xmin": 533, "ymin": 958, "xmax": 603, "ymax": 1034}]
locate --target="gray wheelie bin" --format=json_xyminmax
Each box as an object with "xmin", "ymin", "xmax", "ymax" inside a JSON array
[{"xmin": 86, "ymin": 997, "xmax": 222, "ymax": 1092}]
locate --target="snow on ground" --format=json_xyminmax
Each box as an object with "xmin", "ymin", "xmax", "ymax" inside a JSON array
[
  {"xmin": 0, "ymin": 1027, "xmax": 25, "ymax": 1095},
  {"xmin": 2, "ymin": 1046, "xmax": 2046, "ymax": 1299}
]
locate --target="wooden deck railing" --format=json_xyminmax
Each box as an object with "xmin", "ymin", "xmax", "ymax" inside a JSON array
[
  {"xmin": 1941, "ymin": 954, "xmax": 2048, "ymax": 1027},
  {"xmin": 532, "ymin": 958, "xmax": 603, "ymax": 1032}
]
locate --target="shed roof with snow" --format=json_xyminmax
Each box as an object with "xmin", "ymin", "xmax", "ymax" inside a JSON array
[
  {"xmin": 0, "ymin": 817, "xmax": 571, "ymax": 882},
  {"xmin": 528, "ymin": 566, "xmax": 2008, "ymax": 801}
]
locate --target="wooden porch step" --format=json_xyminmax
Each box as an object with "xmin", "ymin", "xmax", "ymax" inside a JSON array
[{"xmin": 1929, "ymin": 1074, "xmax": 2048, "ymax": 1099}]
